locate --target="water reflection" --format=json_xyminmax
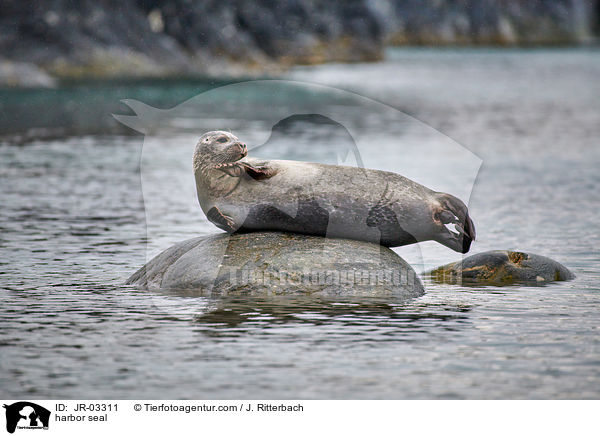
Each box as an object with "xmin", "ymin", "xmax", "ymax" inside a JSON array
[
  {"xmin": 143, "ymin": 288, "xmax": 472, "ymax": 332},
  {"xmin": 1, "ymin": 49, "xmax": 599, "ymax": 399}
]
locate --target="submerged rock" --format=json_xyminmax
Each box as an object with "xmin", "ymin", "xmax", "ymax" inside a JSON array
[
  {"xmin": 127, "ymin": 231, "xmax": 424, "ymax": 298},
  {"xmin": 428, "ymin": 250, "xmax": 575, "ymax": 286}
]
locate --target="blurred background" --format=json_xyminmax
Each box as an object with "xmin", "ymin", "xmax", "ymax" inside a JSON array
[
  {"xmin": 0, "ymin": 0, "xmax": 599, "ymax": 137},
  {"xmin": 1, "ymin": 1, "xmax": 600, "ymax": 399}
]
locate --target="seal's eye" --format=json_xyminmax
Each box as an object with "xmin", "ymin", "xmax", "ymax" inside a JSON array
[{"xmin": 216, "ymin": 136, "xmax": 228, "ymax": 143}]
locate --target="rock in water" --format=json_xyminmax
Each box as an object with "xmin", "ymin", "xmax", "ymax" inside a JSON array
[
  {"xmin": 126, "ymin": 232, "xmax": 424, "ymax": 298},
  {"xmin": 428, "ymin": 250, "xmax": 575, "ymax": 285}
]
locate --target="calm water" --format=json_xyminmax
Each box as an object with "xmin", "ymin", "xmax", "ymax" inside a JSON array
[{"xmin": 1, "ymin": 48, "xmax": 599, "ymax": 399}]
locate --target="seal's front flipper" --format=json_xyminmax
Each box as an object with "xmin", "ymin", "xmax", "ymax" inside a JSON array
[
  {"xmin": 206, "ymin": 207, "xmax": 236, "ymax": 233},
  {"xmin": 219, "ymin": 164, "xmax": 246, "ymax": 177},
  {"xmin": 240, "ymin": 162, "xmax": 277, "ymax": 181}
]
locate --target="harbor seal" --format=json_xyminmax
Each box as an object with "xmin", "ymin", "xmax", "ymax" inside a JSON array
[{"xmin": 193, "ymin": 131, "xmax": 476, "ymax": 253}]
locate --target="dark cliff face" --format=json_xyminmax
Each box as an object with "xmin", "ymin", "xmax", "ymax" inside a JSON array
[
  {"xmin": 136, "ymin": 0, "xmax": 383, "ymax": 63},
  {"xmin": 0, "ymin": 0, "xmax": 384, "ymax": 82},
  {"xmin": 380, "ymin": 0, "xmax": 598, "ymax": 45},
  {"xmin": 0, "ymin": 0, "xmax": 597, "ymax": 85}
]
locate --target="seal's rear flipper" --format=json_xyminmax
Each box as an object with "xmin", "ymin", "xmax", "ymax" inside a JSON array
[
  {"xmin": 206, "ymin": 207, "xmax": 236, "ymax": 233},
  {"xmin": 435, "ymin": 193, "xmax": 476, "ymax": 253}
]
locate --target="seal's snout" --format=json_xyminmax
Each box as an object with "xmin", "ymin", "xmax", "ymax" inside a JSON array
[{"xmin": 237, "ymin": 142, "xmax": 248, "ymax": 157}]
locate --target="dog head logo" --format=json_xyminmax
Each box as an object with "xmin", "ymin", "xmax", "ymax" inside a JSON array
[{"xmin": 3, "ymin": 402, "xmax": 50, "ymax": 434}]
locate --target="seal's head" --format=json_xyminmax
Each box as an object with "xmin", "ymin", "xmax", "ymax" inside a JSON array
[
  {"xmin": 193, "ymin": 130, "xmax": 247, "ymax": 176},
  {"xmin": 431, "ymin": 193, "xmax": 476, "ymax": 253}
]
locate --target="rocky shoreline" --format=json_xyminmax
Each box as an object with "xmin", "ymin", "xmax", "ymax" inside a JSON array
[{"xmin": 1, "ymin": 0, "xmax": 598, "ymax": 87}]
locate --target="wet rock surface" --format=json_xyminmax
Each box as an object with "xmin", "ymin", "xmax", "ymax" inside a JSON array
[
  {"xmin": 428, "ymin": 250, "xmax": 575, "ymax": 286},
  {"xmin": 127, "ymin": 231, "xmax": 424, "ymax": 298}
]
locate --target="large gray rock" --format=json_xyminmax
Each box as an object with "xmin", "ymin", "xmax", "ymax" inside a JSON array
[
  {"xmin": 127, "ymin": 231, "xmax": 424, "ymax": 298},
  {"xmin": 428, "ymin": 250, "xmax": 575, "ymax": 286}
]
